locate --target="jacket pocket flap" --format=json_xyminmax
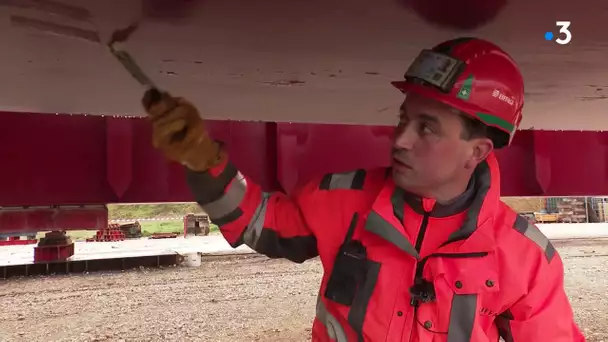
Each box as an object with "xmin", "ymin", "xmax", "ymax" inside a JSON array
[{"xmin": 428, "ymin": 253, "xmax": 500, "ymax": 295}]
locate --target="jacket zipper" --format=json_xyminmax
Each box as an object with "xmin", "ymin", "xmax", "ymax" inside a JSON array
[
  {"xmin": 409, "ymin": 212, "xmax": 430, "ymax": 306},
  {"xmin": 407, "ymin": 211, "xmax": 487, "ymax": 341},
  {"xmin": 413, "ymin": 213, "xmax": 430, "ymax": 254},
  {"xmin": 403, "ymin": 212, "xmax": 430, "ymax": 342},
  {"xmin": 412, "ymin": 212, "xmax": 430, "ymax": 292}
]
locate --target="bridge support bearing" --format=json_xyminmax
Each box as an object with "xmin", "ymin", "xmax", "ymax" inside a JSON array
[{"xmin": 34, "ymin": 231, "xmax": 74, "ymax": 262}]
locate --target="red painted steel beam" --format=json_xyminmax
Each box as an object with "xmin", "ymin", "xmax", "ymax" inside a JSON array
[
  {"xmin": 0, "ymin": 111, "xmax": 607, "ymax": 216},
  {"xmin": 0, "ymin": 206, "xmax": 108, "ymax": 233},
  {"xmin": 0, "ymin": 112, "xmax": 281, "ymax": 206}
]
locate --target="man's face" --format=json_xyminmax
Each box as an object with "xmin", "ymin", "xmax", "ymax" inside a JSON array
[{"xmin": 391, "ymin": 93, "xmax": 491, "ymax": 196}]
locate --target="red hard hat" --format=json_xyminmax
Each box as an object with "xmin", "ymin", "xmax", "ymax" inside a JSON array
[{"xmin": 392, "ymin": 37, "xmax": 524, "ymax": 147}]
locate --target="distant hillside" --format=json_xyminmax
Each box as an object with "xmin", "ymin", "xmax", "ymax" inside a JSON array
[
  {"xmin": 107, "ymin": 203, "xmax": 204, "ymax": 220},
  {"xmin": 107, "ymin": 198, "xmax": 548, "ymax": 221}
]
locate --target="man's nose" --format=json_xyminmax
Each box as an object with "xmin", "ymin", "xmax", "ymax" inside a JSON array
[{"xmin": 393, "ymin": 123, "xmax": 417, "ymax": 150}]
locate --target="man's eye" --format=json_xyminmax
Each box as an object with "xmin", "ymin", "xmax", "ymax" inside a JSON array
[{"xmin": 420, "ymin": 123, "xmax": 434, "ymax": 135}]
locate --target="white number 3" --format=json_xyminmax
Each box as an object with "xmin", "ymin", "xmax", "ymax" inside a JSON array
[{"xmin": 555, "ymin": 21, "xmax": 572, "ymax": 45}]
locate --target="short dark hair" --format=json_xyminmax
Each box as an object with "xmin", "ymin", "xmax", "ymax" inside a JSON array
[{"xmin": 459, "ymin": 114, "xmax": 510, "ymax": 148}]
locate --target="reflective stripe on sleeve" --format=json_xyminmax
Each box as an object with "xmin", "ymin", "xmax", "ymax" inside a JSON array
[
  {"xmin": 241, "ymin": 192, "xmax": 271, "ymax": 249},
  {"xmin": 200, "ymin": 172, "xmax": 247, "ymax": 223},
  {"xmin": 316, "ymin": 295, "xmax": 348, "ymax": 342}
]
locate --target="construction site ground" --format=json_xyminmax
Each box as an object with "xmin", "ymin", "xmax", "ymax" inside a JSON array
[{"xmin": 0, "ymin": 238, "xmax": 607, "ymax": 342}]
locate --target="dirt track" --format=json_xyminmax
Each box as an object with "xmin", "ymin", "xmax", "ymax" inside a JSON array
[{"xmin": 0, "ymin": 240, "xmax": 607, "ymax": 342}]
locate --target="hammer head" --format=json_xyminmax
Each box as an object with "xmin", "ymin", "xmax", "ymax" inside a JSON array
[{"xmin": 108, "ymin": 22, "xmax": 139, "ymax": 46}]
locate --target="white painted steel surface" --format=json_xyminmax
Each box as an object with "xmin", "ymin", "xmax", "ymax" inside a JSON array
[{"xmin": 0, "ymin": 0, "xmax": 606, "ymax": 130}]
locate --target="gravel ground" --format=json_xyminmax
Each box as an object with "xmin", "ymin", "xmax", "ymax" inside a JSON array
[{"xmin": 0, "ymin": 239, "xmax": 607, "ymax": 342}]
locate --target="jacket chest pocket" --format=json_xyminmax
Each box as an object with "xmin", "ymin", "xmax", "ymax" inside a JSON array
[
  {"xmin": 323, "ymin": 238, "xmax": 383, "ymax": 332},
  {"xmin": 321, "ymin": 213, "xmax": 385, "ymax": 340},
  {"xmin": 414, "ymin": 253, "xmax": 500, "ymax": 341}
]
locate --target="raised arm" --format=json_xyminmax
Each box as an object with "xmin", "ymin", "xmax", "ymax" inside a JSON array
[
  {"xmin": 142, "ymin": 91, "xmax": 318, "ymax": 263},
  {"xmin": 185, "ymin": 157, "xmax": 320, "ymax": 262}
]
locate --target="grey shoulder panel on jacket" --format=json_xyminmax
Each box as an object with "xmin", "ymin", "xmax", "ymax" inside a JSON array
[
  {"xmin": 318, "ymin": 168, "xmax": 388, "ymax": 191},
  {"xmin": 512, "ymin": 215, "xmax": 557, "ymax": 263},
  {"xmin": 318, "ymin": 169, "xmax": 366, "ymax": 190}
]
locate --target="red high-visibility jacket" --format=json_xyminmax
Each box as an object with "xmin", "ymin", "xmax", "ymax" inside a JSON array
[{"xmin": 186, "ymin": 153, "xmax": 585, "ymax": 342}]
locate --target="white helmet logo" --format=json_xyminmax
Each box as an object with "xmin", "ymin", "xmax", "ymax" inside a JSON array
[{"xmin": 492, "ymin": 89, "xmax": 515, "ymax": 106}]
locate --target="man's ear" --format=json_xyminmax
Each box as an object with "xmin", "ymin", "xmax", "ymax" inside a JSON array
[{"xmin": 466, "ymin": 138, "xmax": 493, "ymax": 169}]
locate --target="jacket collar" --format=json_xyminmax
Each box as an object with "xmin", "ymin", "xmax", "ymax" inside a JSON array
[
  {"xmin": 401, "ymin": 176, "xmax": 476, "ymax": 218},
  {"xmin": 364, "ymin": 152, "xmax": 501, "ymax": 257}
]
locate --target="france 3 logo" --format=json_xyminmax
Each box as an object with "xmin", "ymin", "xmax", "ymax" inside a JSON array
[{"xmin": 544, "ymin": 21, "xmax": 572, "ymax": 45}]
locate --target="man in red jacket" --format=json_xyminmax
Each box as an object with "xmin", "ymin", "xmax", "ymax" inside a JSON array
[{"xmin": 143, "ymin": 38, "xmax": 585, "ymax": 341}]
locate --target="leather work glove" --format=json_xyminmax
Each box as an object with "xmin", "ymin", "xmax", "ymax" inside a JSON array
[{"xmin": 141, "ymin": 89, "xmax": 225, "ymax": 172}]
